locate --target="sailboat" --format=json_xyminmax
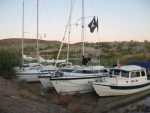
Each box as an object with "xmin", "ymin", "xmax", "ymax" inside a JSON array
[
  {"xmin": 14, "ymin": 0, "xmax": 37, "ymax": 72},
  {"xmin": 15, "ymin": 0, "xmax": 59, "ymax": 82},
  {"xmin": 50, "ymin": 0, "xmax": 109, "ymax": 94},
  {"xmin": 38, "ymin": 0, "xmax": 75, "ymax": 88}
]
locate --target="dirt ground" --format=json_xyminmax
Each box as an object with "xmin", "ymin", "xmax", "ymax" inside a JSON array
[
  {"xmin": 1, "ymin": 77, "xmax": 150, "ymax": 113},
  {"xmin": 0, "ymin": 77, "xmax": 98, "ymax": 113},
  {"xmin": 0, "ymin": 77, "xmax": 73, "ymax": 113}
]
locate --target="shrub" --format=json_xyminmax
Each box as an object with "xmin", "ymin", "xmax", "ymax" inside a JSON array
[
  {"xmin": 144, "ymin": 40, "xmax": 150, "ymax": 52},
  {"xmin": 0, "ymin": 50, "xmax": 21, "ymax": 77}
]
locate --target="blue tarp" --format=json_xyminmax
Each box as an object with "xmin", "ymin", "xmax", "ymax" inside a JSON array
[{"xmin": 128, "ymin": 62, "xmax": 150, "ymax": 69}]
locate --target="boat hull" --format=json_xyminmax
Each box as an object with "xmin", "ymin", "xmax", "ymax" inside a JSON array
[
  {"xmin": 16, "ymin": 70, "xmax": 40, "ymax": 82},
  {"xmin": 51, "ymin": 76, "xmax": 98, "ymax": 94},
  {"xmin": 38, "ymin": 76, "xmax": 53, "ymax": 88},
  {"xmin": 93, "ymin": 81, "xmax": 150, "ymax": 96}
]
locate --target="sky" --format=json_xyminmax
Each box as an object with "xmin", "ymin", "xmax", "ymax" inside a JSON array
[{"xmin": 0, "ymin": 0, "xmax": 150, "ymax": 43}]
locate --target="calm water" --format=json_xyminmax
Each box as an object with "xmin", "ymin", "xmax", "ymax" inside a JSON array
[
  {"xmin": 115, "ymin": 96, "xmax": 150, "ymax": 113},
  {"xmin": 93, "ymin": 89, "xmax": 150, "ymax": 113}
]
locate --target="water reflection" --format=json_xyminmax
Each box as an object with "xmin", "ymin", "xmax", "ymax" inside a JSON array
[
  {"xmin": 94, "ymin": 89, "xmax": 150, "ymax": 113},
  {"xmin": 115, "ymin": 96, "xmax": 150, "ymax": 113}
]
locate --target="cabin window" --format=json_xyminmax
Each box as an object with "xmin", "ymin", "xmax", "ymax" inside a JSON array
[
  {"xmin": 131, "ymin": 72, "xmax": 140, "ymax": 78},
  {"xmin": 114, "ymin": 70, "xmax": 120, "ymax": 76},
  {"xmin": 136, "ymin": 72, "xmax": 140, "ymax": 77},
  {"xmin": 73, "ymin": 70, "xmax": 93, "ymax": 74},
  {"xmin": 73, "ymin": 70, "xmax": 83, "ymax": 73},
  {"xmin": 141, "ymin": 71, "xmax": 145, "ymax": 76},
  {"xmin": 121, "ymin": 71, "xmax": 129, "ymax": 78},
  {"xmin": 59, "ymin": 69, "xmax": 73, "ymax": 72},
  {"xmin": 94, "ymin": 70, "xmax": 98, "ymax": 73},
  {"xmin": 22, "ymin": 65, "xmax": 29, "ymax": 68},
  {"xmin": 82, "ymin": 70, "xmax": 93, "ymax": 74},
  {"xmin": 100, "ymin": 69, "xmax": 108, "ymax": 73}
]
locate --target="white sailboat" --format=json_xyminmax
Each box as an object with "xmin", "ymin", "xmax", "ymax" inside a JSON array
[
  {"xmin": 15, "ymin": 0, "xmax": 39, "ymax": 82},
  {"xmin": 15, "ymin": 0, "xmax": 58, "ymax": 82},
  {"xmin": 38, "ymin": 63, "xmax": 79, "ymax": 89},
  {"xmin": 14, "ymin": 0, "xmax": 37, "ymax": 72},
  {"xmin": 51, "ymin": 66, "xmax": 109, "ymax": 94},
  {"xmin": 50, "ymin": 0, "xmax": 108, "ymax": 94},
  {"xmin": 38, "ymin": 0, "xmax": 76, "ymax": 88}
]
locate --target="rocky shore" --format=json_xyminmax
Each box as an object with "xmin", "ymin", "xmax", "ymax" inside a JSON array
[{"xmin": 0, "ymin": 77, "xmax": 98, "ymax": 113}]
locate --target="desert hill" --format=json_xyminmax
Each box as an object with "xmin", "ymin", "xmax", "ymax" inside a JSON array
[
  {"xmin": 0, "ymin": 38, "xmax": 149, "ymax": 66},
  {"xmin": 0, "ymin": 38, "xmax": 61, "ymax": 50}
]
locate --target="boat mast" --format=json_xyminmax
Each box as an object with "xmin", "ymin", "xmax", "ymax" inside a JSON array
[
  {"xmin": 22, "ymin": 0, "xmax": 24, "ymax": 65},
  {"xmin": 82, "ymin": 0, "xmax": 85, "ymax": 57},
  {"xmin": 56, "ymin": 0, "xmax": 74, "ymax": 64},
  {"xmin": 37, "ymin": 0, "xmax": 39, "ymax": 63},
  {"xmin": 67, "ymin": 0, "xmax": 73, "ymax": 65}
]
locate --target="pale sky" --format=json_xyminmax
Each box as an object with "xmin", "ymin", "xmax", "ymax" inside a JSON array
[{"xmin": 0, "ymin": 0, "xmax": 150, "ymax": 43}]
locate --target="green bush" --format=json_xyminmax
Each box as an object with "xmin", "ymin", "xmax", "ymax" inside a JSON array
[
  {"xmin": 0, "ymin": 50, "xmax": 21, "ymax": 77},
  {"xmin": 144, "ymin": 40, "xmax": 150, "ymax": 52}
]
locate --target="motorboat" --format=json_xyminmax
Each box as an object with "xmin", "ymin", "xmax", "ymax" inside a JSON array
[{"xmin": 92, "ymin": 65, "xmax": 150, "ymax": 97}]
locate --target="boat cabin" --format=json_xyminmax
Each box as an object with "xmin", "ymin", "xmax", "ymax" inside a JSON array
[
  {"xmin": 71, "ymin": 66, "xmax": 109, "ymax": 75},
  {"xmin": 102, "ymin": 65, "xmax": 148, "ymax": 84}
]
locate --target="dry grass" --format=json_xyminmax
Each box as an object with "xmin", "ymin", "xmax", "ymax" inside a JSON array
[
  {"xmin": 0, "ymin": 86, "xmax": 18, "ymax": 97},
  {"xmin": 0, "ymin": 84, "xmax": 33, "ymax": 100},
  {"xmin": 12, "ymin": 78, "xmax": 27, "ymax": 88},
  {"xmin": 53, "ymin": 93, "xmax": 72, "ymax": 105},
  {"xmin": 52, "ymin": 92, "xmax": 82, "ymax": 112},
  {"xmin": 24, "ymin": 83, "xmax": 41, "ymax": 94},
  {"xmin": 12, "ymin": 79, "xmax": 41, "ymax": 94},
  {"xmin": 52, "ymin": 91, "xmax": 82, "ymax": 105},
  {"xmin": 68, "ymin": 102, "xmax": 80, "ymax": 112},
  {"xmin": 0, "ymin": 78, "xmax": 43, "ymax": 101}
]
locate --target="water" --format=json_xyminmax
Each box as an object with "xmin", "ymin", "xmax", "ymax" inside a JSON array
[
  {"xmin": 115, "ymin": 96, "xmax": 150, "ymax": 113},
  {"xmin": 93, "ymin": 89, "xmax": 150, "ymax": 113}
]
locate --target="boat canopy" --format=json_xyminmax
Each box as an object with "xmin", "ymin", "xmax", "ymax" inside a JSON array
[
  {"xmin": 128, "ymin": 62, "xmax": 150, "ymax": 69},
  {"xmin": 112, "ymin": 65, "xmax": 145, "ymax": 72}
]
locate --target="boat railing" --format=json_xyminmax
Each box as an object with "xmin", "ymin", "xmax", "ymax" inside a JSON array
[
  {"xmin": 102, "ymin": 74, "xmax": 118, "ymax": 84},
  {"xmin": 93, "ymin": 71, "xmax": 107, "ymax": 82},
  {"xmin": 94, "ymin": 73, "xmax": 101, "ymax": 81}
]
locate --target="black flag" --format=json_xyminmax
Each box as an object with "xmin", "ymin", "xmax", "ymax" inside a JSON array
[
  {"xmin": 88, "ymin": 16, "xmax": 98, "ymax": 33},
  {"xmin": 96, "ymin": 17, "xmax": 98, "ymax": 32}
]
